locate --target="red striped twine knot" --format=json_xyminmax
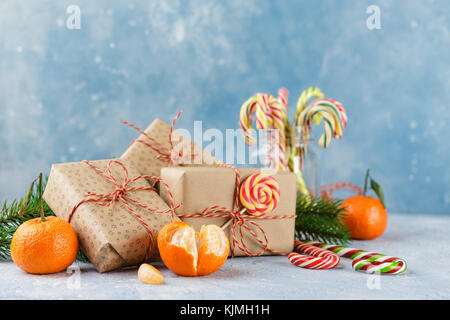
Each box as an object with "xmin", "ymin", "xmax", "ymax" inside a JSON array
[
  {"xmin": 178, "ymin": 163, "xmax": 296, "ymax": 257},
  {"xmin": 121, "ymin": 110, "xmax": 198, "ymax": 166},
  {"xmin": 320, "ymin": 182, "xmax": 362, "ymax": 200},
  {"xmin": 68, "ymin": 160, "xmax": 182, "ymax": 261}
]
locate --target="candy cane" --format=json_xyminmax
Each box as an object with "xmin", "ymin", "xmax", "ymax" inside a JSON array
[
  {"xmin": 298, "ymin": 98, "xmax": 347, "ymax": 147},
  {"xmin": 277, "ymin": 88, "xmax": 292, "ymax": 160},
  {"xmin": 276, "ymin": 88, "xmax": 310, "ymax": 199},
  {"xmin": 288, "ymin": 240, "xmax": 340, "ymax": 270},
  {"xmin": 305, "ymin": 241, "xmax": 407, "ymax": 274},
  {"xmin": 295, "ymin": 98, "xmax": 347, "ymax": 169},
  {"xmin": 239, "ymin": 93, "xmax": 289, "ymax": 170},
  {"xmin": 294, "ymin": 87, "xmax": 325, "ymax": 126},
  {"xmin": 277, "ymin": 87, "xmax": 289, "ymax": 110}
]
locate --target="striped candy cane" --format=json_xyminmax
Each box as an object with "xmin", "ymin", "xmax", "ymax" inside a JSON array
[
  {"xmin": 276, "ymin": 88, "xmax": 310, "ymax": 199},
  {"xmin": 295, "ymin": 98, "xmax": 347, "ymax": 170},
  {"xmin": 288, "ymin": 240, "xmax": 340, "ymax": 270},
  {"xmin": 306, "ymin": 241, "xmax": 407, "ymax": 274},
  {"xmin": 239, "ymin": 93, "xmax": 289, "ymax": 170},
  {"xmin": 277, "ymin": 87, "xmax": 292, "ymax": 168},
  {"xmin": 295, "ymin": 87, "xmax": 325, "ymax": 126},
  {"xmin": 297, "ymin": 98, "xmax": 347, "ymax": 149}
]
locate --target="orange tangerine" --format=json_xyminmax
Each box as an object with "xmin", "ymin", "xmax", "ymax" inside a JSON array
[
  {"xmin": 341, "ymin": 195, "xmax": 387, "ymax": 240},
  {"xmin": 10, "ymin": 216, "xmax": 78, "ymax": 274}
]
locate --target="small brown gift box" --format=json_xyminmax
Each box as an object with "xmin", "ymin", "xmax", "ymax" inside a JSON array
[
  {"xmin": 121, "ymin": 116, "xmax": 222, "ymax": 178},
  {"xmin": 43, "ymin": 159, "xmax": 179, "ymax": 272},
  {"xmin": 159, "ymin": 166, "xmax": 297, "ymax": 256}
]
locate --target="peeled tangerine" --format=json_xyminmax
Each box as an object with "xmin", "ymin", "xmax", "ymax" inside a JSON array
[{"xmin": 157, "ymin": 221, "xmax": 229, "ymax": 277}]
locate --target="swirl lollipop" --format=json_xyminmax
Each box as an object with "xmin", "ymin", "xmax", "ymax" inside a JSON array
[{"xmin": 239, "ymin": 173, "xmax": 280, "ymax": 216}]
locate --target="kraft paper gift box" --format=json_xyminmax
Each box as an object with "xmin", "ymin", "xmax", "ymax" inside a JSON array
[
  {"xmin": 43, "ymin": 159, "xmax": 180, "ymax": 272},
  {"xmin": 121, "ymin": 117, "xmax": 222, "ymax": 178},
  {"xmin": 159, "ymin": 166, "xmax": 297, "ymax": 256}
]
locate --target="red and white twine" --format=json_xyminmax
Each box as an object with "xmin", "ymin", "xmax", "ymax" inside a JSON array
[
  {"xmin": 121, "ymin": 110, "xmax": 197, "ymax": 165},
  {"xmin": 320, "ymin": 182, "xmax": 363, "ymax": 200}
]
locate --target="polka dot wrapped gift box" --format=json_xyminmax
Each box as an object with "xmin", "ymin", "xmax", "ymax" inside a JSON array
[
  {"xmin": 43, "ymin": 159, "xmax": 181, "ymax": 272},
  {"xmin": 159, "ymin": 166, "xmax": 297, "ymax": 257}
]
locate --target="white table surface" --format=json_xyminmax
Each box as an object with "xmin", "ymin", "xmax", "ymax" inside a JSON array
[{"xmin": 1, "ymin": 213, "xmax": 449, "ymax": 300}]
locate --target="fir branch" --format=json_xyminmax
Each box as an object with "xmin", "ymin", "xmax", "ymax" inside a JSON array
[
  {"xmin": 0, "ymin": 231, "xmax": 11, "ymax": 261},
  {"xmin": 295, "ymin": 195, "xmax": 350, "ymax": 245},
  {"xmin": 76, "ymin": 249, "xmax": 90, "ymax": 263}
]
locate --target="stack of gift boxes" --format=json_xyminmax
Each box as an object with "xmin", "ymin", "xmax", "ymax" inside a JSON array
[{"xmin": 43, "ymin": 114, "xmax": 296, "ymax": 272}]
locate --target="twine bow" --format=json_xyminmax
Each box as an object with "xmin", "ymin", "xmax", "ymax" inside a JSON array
[
  {"xmin": 178, "ymin": 164, "xmax": 296, "ymax": 257},
  {"xmin": 69, "ymin": 160, "xmax": 181, "ymax": 260},
  {"xmin": 121, "ymin": 110, "xmax": 198, "ymax": 165}
]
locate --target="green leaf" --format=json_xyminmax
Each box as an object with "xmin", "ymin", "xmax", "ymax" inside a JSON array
[
  {"xmin": 363, "ymin": 168, "xmax": 370, "ymax": 196},
  {"xmin": 18, "ymin": 178, "xmax": 37, "ymax": 217},
  {"xmin": 37, "ymin": 173, "xmax": 46, "ymax": 221},
  {"xmin": 370, "ymin": 178, "xmax": 386, "ymax": 208}
]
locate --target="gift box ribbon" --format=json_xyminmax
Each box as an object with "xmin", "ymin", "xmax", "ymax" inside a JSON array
[
  {"xmin": 122, "ymin": 110, "xmax": 198, "ymax": 165},
  {"xmin": 178, "ymin": 164, "xmax": 296, "ymax": 257},
  {"xmin": 68, "ymin": 160, "xmax": 181, "ymax": 260}
]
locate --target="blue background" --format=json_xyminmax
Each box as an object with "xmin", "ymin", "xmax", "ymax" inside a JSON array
[{"xmin": 0, "ymin": 1, "xmax": 449, "ymax": 214}]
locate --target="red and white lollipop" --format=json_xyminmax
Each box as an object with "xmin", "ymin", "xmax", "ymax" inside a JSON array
[{"xmin": 239, "ymin": 173, "xmax": 280, "ymax": 217}]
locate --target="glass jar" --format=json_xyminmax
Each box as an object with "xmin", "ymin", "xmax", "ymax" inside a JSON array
[{"xmin": 294, "ymin": 126, "xmax": 319, "ymax": 198}]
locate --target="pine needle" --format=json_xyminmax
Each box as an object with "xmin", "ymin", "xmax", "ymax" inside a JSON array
[{"xmin": 295, "ymin": 195, "xmax": 350, "ymax": 245}]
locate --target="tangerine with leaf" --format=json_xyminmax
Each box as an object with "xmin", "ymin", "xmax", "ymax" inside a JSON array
[
  {"xmin": 10, "ymin": 173, "xmax": 79, "ymax": 274},
  {"xmin": 341, "ymin": 169, "xmax": 387, "ymax": 240}
]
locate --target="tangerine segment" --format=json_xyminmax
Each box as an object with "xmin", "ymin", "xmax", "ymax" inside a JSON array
[
  {"xmin": 197, "ymin": 225, "xmax": 229, "ymax": 276},
  {"xmin": 157, "ymin": 221, "xmax": 229, "ymax": 277},
  {"xmin": 138, "ymin": 263, "xmax": 164, "ymax": 284}
]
